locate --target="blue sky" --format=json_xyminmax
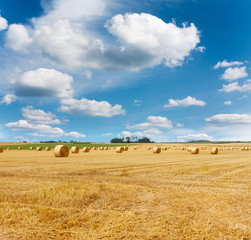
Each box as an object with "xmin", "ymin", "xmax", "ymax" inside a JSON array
[{"xmin": 0, "ymin": 0, "xmax": 250, "ymax": 142}]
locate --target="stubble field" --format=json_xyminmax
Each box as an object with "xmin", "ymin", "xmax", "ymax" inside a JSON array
[{"xmin": 0, "ymin": 144, "xmax": 250, "ymax": 239}]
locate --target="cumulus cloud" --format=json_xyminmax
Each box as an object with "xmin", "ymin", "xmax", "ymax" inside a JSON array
[
  {"xmin": 5, "ymin": 120, "xmax": 85, "ymax": 138},
  {"xmin": 213, "ymin": 60, "xmax": 244, "ymax": 69},
  {"xmin": 0, "ymin": 16, "xmax": 8, "ymax": 31},
  {"xmin": 106, "ymin": 13, "xmax": 201, "ymax": 70},
  {"xmin": 118, "ymin": 131, "xmax": 144, "ymax": 138},
  {"xmin": 22, "ymin": 106, "xmax": 61, "ymax": 124},
  {"xmin": 176, "ymin": 123, "xmax": 184, "ymax": 127},
  {"xmin": 65, "ymin": 131, "xmax": 86, "ymax": 138},
  {"xmin": 177, "ymin": 133, "xmax": 212, "ymax": 141},
  {"xmin": 224, "ymin": 101, "xmax": 232, "ymax": 105},
  {"xmin": 0, "ymin": 94, "xmax": 16, "ymax": 105},
  {"xmin": 59, "ymin": 97, "xmax": 126, "ymax": 117},
  {"xmin": 33, "ymin": 19, "xmax": 96, "ymax": 69},
  {"xmin": 164, "ymin": 96, "xmax": 206, "ymax": 108},
  {"xmin": 6, "ymin": 120, "xmax": 65, "ymax": 136},
  {"xmin": 205, "ymin": 113, "xmax": 251, "ymax": 126},
  {"xmin": 219, "ymin": 80, "xmax": 251, "ymax": 93},
  {"xmin": 15, "ymin": 68, "xmax": 73, "ymax": 98},
  {"xmin": 37, "ymin": 0, "xmax": 107, "ymax": 23},
  {"xmin": 127, "ymin": 116, "xmax": 172, "ymax": 130},
  {"xmin": 5, "ymin": 24, "xmax": 33, "ymax": 52},
  {"xmin": 221, "ymin": 66, "xmax": 248, "ymax": 81},
  {"xmin": 4, "ymin": 0, "xmax": 202, "ymax": 72}
]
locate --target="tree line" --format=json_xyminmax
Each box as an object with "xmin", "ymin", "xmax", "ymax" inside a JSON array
[{"xmin": 110, "ymin": 136, "xmax": 153, "ymax": 143}]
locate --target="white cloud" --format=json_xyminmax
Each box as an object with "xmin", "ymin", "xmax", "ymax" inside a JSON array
[
  {"xmin": 106, "ymin": 13, "xmax": 201, "ymax": 69},
  {"xmin": 59, "ymin": 97, "xmax": 126, "ymax": 117},
  {"xmin": 118, "ymin": 131, "xmax": 144, "ymax": 138},
  {"xmin": 102, "ymin": 133, "xmax": 112, "ymax": 136},
  {"xmin": 14, "ymin": 136, "xmax": 29, "ymax": 142},
  {"xmin": 205, "ymin": 113, "xmax": 251, "ymax": 126},
  {"xmin": 6, "ymin": 120, "xmax": 65, "ymax": 136},
  {"xmin": 65, "ymin": 131, "xmax": 86, "ymax": 138},
  {"xmin": 177, "ymin": 133, "xmax": 213, "ymax": 141},
  {"xmin": 5, "ymin": 120, "xmax": 85, "ymax": 138},
  {"xmin": 176, "ymin": 123, "xmax": 184, "ymax": 127},
  {"xmin": 6, "ymin": 3, "xmax": 201, "ymax": 72},
  {"xmin": 213, "ymin": 60, "xmax": 244, "ymax": 69},
  {"xmin": 83, "ymin": 70, "xmax": 92, "ymax": 80},
  {"xmin": 0, "ymin": 16, "xmax": 8, "ymax": 31},
  {"xmin": 33, "ymin": 19, "xmax": 96, "ymax": 69},
  {"xmin": 5, "ymin": 24, "xmax": 33, "ymax": 52},
  {"xmin": 127, "ymin": 116, "xmax": 173, "ymax": 130},
  {"xmin": 15, "ymin": 68, "xmax": 73, "ymax": 98},
  {"xmin": 0, "ymin": 94, "xmax": 16, "ymax": 105},
  {"xmin": 219, "ymin": 80, "xmax": 251, "ymax": 93},
  {"xmin": 37, "ymin": 0, "xmax": 107, "ymax": 23},
  {"xmin": 22, "ymin": 106, "xmax": 61, "ymax": 124},
  {"xmin": 224, "ymin": 101, "xmax": 232, "ymax": 105},
  {"xmin": 164, "ymin": 96, "xmax": 206, "ymax": 108},
  {"xmin": 221, "ymin": 66, "xmax": 248, "ymax": 81},
  {"xmin": 133, "ymin": 100, "xmax": 142, "ymax": 106}
]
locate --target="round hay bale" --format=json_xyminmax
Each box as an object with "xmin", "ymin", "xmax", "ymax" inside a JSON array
[
  {"xmin": 124, "ymin": 146, "xmax": 128, "ymax": 151},
  {"xmin": 54, "ymin": 145, "xmax": 69, "ymax": 157},
  {"xmin": 104, "ymin": 147, "xmax": 109, "ymax": 150},
  {"xmin": 93, "ymin": 147, "xmax": 97, "ymax": 150},
  {"xmin": 211, "ymin": 147, "xmax": 218, "ymax": 154},
  {"xmin": 191, "ymin": 147, "xmax": 199, "ymax": 154},
  {"xmin": 83, "ymin": 147, "xmax": 90, "ymax": 152},
  {"xmin": 187, "ymin": 147, "xmax": 193, "ymax": 152},
  {"xmin": 45, "ymin": 147, "xmax": 51, "ymax": 151},
  {"xmin": 153, "ymin": 147, "xmax": 161, "ymax": 154},
  {"xmin": 36, "ymin": 147, "xmax": 42, "ymax": 151},
  {"xmin": 71, "ymin": 146, "xmax": 79, "ymax": 153},
  {"xmin": 115, "ymin": 147, "xmax": 123, "ymax": 153},
  {"xmin": 6, "ymin": 148, "xmax": 10, "ymax": 150},
  {"xmin": 244, "ymin": 147, "xmax": 249, "ymax": 151},
  {"xmin": 30, "ymin": 147, "xmax": 34, "ymax": 150},
  {"xmin": 18, "ymin": 147, "xmax": 22, "ymax": 150},
  {"xmin": 99, "ymin": 147, "xmax": 104, "ymax": 150},
  {"xmin": 241, "ymin": 147, "xmax": 245, "ymax": 150},
  {"xmin": 0, "ymin": 148, "xmax": 3, "ymax": 153}
]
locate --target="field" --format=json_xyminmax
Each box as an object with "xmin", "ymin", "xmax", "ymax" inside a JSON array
[{"xmin": 0, "ymin": 143, "xmax": 250, "ymax": 239}]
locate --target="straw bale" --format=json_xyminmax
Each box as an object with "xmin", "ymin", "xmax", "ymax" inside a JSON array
[
  {"xmin": 18, "ymin": 147, "xmax": 22, "ymax": 150},
  {"xmin": 116, "ymin": 147, "xmax": 123, "ymax": 153},
  {"xmin": 153, "ymin": 147, "xmax": 161, "ymax": 154},
  {"xmin": 83, "ymin": 147, "xmax": 90, "ymax": 152},
  {"xmin": 211, "ymin": 147, "xmax": 218, "ymax": 154},
  {"xmin": 30, "ymin": 147, "xmax": 33, "ymax": 150},
  {"xmin": 45, "ymin": 147, "xmax": 51, "ymax": 151},
  {"xmin": 71, "ymin": 146, "xmax": 79, "ymax": 153},
  {"xmin": 191, "ymin": 147, "xmax": 199, "ymax": 154},
  {"xmin": 36, "ymin": 147, "xmax": 42, "ymax": 151},
  {"xmin": 54, "ymin": 145, "xmax": 69, "ymax": 157},
  {"xmin": 187, "ymin": 147, "xmax": 193, "ymax": 152},
  {"xmin": 124, "ymin": 146, "xmax": 128, "ymax": 151},
  {"xmin": 0, "ymin": 148, "xmax": 3, "ymax": 153}
]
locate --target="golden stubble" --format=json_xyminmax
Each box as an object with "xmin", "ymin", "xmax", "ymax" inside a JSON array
[{"xmin": 0, "ymin": 144, "xmax": 250, "ymax": 239}]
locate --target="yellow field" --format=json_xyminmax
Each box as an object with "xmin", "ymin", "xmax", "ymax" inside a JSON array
[{"xmin": 0, "ymin": 144, "xmax": 250, "ymax": 239}]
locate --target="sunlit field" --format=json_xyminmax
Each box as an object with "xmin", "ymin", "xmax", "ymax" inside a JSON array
[{"xmin": 0, "ymin": 144, "xmax": 250, "ymax": 239}]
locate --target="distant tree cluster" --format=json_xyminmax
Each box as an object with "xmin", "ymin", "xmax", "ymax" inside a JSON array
[{"xmin": 110, "ymin": 137, "xmax": 153, "ymax": 143}]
